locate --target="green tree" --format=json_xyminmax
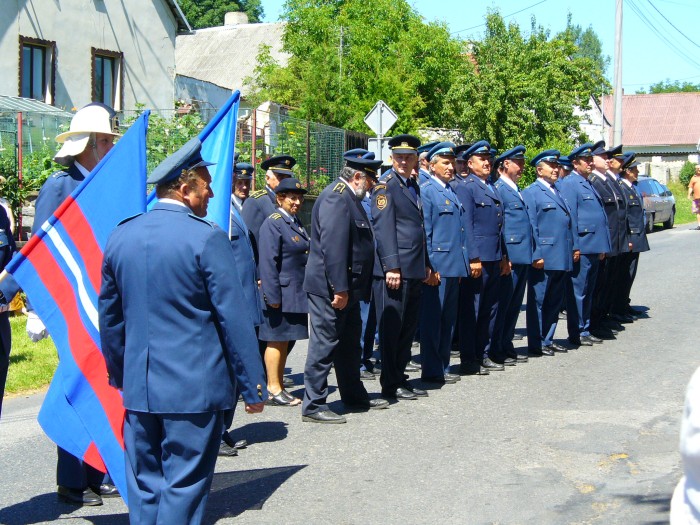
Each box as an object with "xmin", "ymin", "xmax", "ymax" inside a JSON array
[
  {"xmin": 558, "ymin": 15, "xmax": 610, "ymax": 77},
  {"xmin": 680, "ymin": 160, "xmax": 697, "ymax": 187},
  {"xmin": 246, "ymin": 0, "xmax": 464, "ymax": 133},
  {"xmin": 636, "ymin": 79, "xmax": 700, "ymax": 94},
  {"xmin": 178, "ymin": 0, "xmax": 263, "ymax": 28},
  {"xmin": 442, "ymin": 11, "xmax": 607, "ymax": 183}
]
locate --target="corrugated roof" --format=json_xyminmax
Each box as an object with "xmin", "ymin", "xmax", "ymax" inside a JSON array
[
  {"xmin": 175, "ymin": 22, "xmax": 289, "ymax": 96},
  {"xmin": 0, "ymin": 95, "xmax": 73, "ymax": 115},
  {"xmin": 602, "ymin": 92, "xmax": 700, "ymax": 147}
]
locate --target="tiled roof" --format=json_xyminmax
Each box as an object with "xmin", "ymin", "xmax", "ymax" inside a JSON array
[
  {"xmin": 602, "ymin": 92, "xmax": 700, "ymax": 147},
  {"xmin": 176, "ymin": 22, "xmax": 289, "ymax": 97}
]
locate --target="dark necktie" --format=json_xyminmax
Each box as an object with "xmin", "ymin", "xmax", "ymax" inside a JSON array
[{"xmin": 407, "ymin": 178, "xmax": 418, "ymax": 203}]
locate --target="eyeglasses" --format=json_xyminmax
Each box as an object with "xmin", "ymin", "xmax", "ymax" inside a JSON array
[{"xmin": 284, "ymin": 194, "xmax": 304, "ymax": 202}]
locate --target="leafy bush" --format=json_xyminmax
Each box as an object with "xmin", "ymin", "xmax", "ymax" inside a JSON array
[{"xmin": 679, "ymin": 161, "xmax": 697, "ymax": 187}]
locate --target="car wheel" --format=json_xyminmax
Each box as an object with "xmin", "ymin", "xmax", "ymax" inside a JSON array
[
  {"xmin": 663, "ymin": 208, "xmax": 675, "ymax": 229},
  {"xmin": 645, "ymin": 213, "xmax": 654, "ymax": 233}
]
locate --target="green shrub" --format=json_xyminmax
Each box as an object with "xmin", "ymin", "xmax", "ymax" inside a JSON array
[{"xmin": 680, "ymin": 161, "xmax": 697, "ymax": 187}]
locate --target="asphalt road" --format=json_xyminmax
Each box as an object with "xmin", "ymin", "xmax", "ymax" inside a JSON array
[{"xmin": 1, "ymin": 223, "xmax": 698, "ymax": 525}]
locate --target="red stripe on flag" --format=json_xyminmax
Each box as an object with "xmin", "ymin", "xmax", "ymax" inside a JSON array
[
  {"xmin": 84, "ymin": 441, "xmax": 107, "ymax": 472},
  {"xmin": 58, "ymin": 199, "xmax": 104, "ymax": 293},
  {"xmin": 26, "ymin": 239, "xmax": 124, "ymax": 449}
]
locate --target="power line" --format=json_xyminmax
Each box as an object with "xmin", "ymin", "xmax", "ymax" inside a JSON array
[
  {"xmin": 624, "ymin": 73, "xmax": 700, "ymax": 87},
  {"xmin": 646, "ymin": 0, "xmax": 700, "ymax": 49},
  {"xmin": 451, "ymin": 0, "xmax": 548, "ymax": 35},
  {"xmin": 627, "ymin": 0, "xmax": 700, "ymax": 70}
]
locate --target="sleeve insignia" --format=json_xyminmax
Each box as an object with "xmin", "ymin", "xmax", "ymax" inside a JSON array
[
  {"xmin": 252, "ymin": 190, "xmax": 267, "ymax": 199},
  {"xmin": 376, "ymin": 194, "xmax": 388, "ymax": 210},
  {"xmin": 270, "ymin": 212, "xmax": 282, "ymax": 220},
  {"xmin": 333, "ymin": 182, "xmax": 346, "ymax": 194}
]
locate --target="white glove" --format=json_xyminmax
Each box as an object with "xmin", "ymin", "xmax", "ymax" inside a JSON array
[{"xmin": 26, "ymin": 311, "xmax": 48, "ymax": 342}]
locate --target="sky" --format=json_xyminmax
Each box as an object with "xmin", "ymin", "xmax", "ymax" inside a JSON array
[{"xmin": 260, "ymin": 0, "xmax": 700, "ymax": 92}]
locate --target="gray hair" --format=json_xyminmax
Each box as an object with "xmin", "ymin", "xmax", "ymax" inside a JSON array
[{"xmin": 339, "ymin": 165, "xmax": 359, "ymax": 182}]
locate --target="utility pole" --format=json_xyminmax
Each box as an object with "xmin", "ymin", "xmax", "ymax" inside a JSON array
[{"xmin": 613, "ymin": 0, "xmax": 623, "ymax": 145}]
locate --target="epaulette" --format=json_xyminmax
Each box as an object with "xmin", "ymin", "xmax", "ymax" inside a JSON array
[
  {"xmin": 188, "ymin": 214, "xmax": 216, "ymax": 228},
  {"xmin": 420, "ymin": 181, "xmax": 429, "ymax": 188},
  {"xmin": 252, "ymin": 189, "xmax": 268, "ymax": 199},
  {"xmin": 269, "ymin": 212, "xmax": 282, "ymax": 220},
  {"xmin": 332, "ymin": 182, "xmax": 346, "ymax": 194},
  {"xmin": 51, "ymin": 170, "xmax": 70, "ymax": 179},
  {"xmin": 373, "ymin": 183, "xmax": 387, "ymax": 191},
  {"xmin": 117, "ymin": 212, "xmax": 144, "ymax": 226},
  {"xmin": 384, "ymin": 173, "xmax": 394, "ymax": 181}
]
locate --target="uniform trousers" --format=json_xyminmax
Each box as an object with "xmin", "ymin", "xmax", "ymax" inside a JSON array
[
  {"xmin": 124, "ymin": 410, "xmax": 224, "ymax": 525},
  {"xmin": 591, "ymin": 255, "xmax": 620, "ymax": 326},
  {"xmin": 490, "ymin": 264, "xmax": 528, "ymax": 362},
  {"xmin": 359, "ymin": 297, "xmax": 377, "ymax": 371},
  {"xmin": 527, "ymin": 268, "xmax": 567, "ymax": 350},
  {"xmin": 0, "ymin": 312, "xmax": 11, "ymax": 418},
  {"xmin": 419, "ymin": 277, "xmax": 459, "ymax": 379},
  {"xmin": 458, "ymin": 261, "xmax": 500, "ymax": 366},
  {"xmin": 566, "ymin": 254, "xmax": 600, "ymax": 338},
  {"xmin": 613, "ymin": 251, "xmax": 639, "ymax": 314},
  {"xmin": 303, "ymin": 294, "xmax": 369, "ymax": 415},
  {"xmin": 373, "ymin": 277, "xmax": 422, "ymax": 393}
]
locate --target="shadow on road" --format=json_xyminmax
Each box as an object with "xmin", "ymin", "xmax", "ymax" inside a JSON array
[
  {"xmin": 204, "ymin": 464, "xmax": 306, "ymax": 523},
  {"xmin": 614, "ymin": 491, "xmax": 671, "ymax": 525},
  {"xmin": 0, "ymin": 492, "xmax": 128, "ymax": 525},
  {"xmin": 229, "ymin": 420, "xmax": 289, "ymax": 445}
]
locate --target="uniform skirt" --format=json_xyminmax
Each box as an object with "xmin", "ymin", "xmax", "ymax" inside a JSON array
[{"xmin": 258, "ymin": 307, "xmax": 309, "ymax": 342}]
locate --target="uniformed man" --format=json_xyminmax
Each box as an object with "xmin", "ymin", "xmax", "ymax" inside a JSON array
[
  {"xmin": 240, "ymin": 155, "xmax": 295, "ymax": 261},
  {"xmin": 522, "ymin": 149, "xmax": 578, "ymax": 356},
  {"xmin": 99, "ymin": 138, "xmax": 266, "ymax": 525},
  {"xmin": 452, "ymin": 140, "xmax": 507, "ymax": 374},
  {"xmin": 558, "ymin": 156, "xmax": 574, "ymax": 179},
  {"xmin": 558, "ymin": 144, "xmax": 611, "ymax": 347},
  {"xmin": 588, "ymin": 142, "xmax": 629, "ymax": 338},
  {"xmin": 0, "ymin": 206, "xmax": 20, "ymax": 418},
  {"xmin": 26, "ymin": 103, "xmax": 120, "ymax": 506},
  {"xmin": 302, "ymin": 156, "xmax": 390, "ymax": 423},
  {"xmin": 491, "ymin": 145, "xmax": 531, "ymax": 365},
  {"xmin": 417, "ymin": 140, "xmax": 439, "ymax": 184},
  {"xmin": 372, "ymin": 134, "xmax": 432, "ymax": 400},
  {"xmin": 615, "ymin": 153, "xmax": 650, "ymax": 317},
  {"xmin": 219, "ymin": 160, "xmax": 260, "ymax": 457},
  {"xmin": 418, "ymin": 142, "xmax": 468, "ymax": 384}
]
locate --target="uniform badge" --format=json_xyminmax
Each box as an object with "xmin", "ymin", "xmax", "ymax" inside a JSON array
[
  {"xmin": 445, "ymin": 199, "xmax": 450, "ymax": 205},
  {"xmin": 376, "ymin": 195, "xmax": 387, "ymax": 210},
  {"xmin": 292, "ymin": 235, "xmax": 300, "ymax": 242}
]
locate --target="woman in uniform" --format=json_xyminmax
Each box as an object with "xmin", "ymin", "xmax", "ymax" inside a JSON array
[{"xmin": 258, "ymin": 177, "xmax": 309, "ymax": 406}]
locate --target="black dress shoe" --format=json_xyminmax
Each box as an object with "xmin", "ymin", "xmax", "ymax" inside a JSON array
[
  {"xmin": 458, "ymin": 363, "xmax": 490, "ymax": 375},
  {"xmin": 383, "ymin": 387, "xmax": 417, "ymax": 400},
  {"xmin": 91, "ymin": 483, "xmax": 119, "ymax": 498},
  {"xmin": 482, "ymin": 358, "xmax": 505, "ymax": 371},
  {"xmin": 403, "ymin": 384, "xmax": 428, "ymax": 397},
  {"xmin": 450, "ymin": 350, "xmax": 460, "ymax": 357},
  {"xmin": 493, "ymin": 357, "xmax": 516, "ymax": 366},
  {"xmin": 344, "ymin": 398, "xmax": 390, "ymax": 411},
  {"xmin": 422, "ymin": 375, "xmax": 457, "ymax": 384},
  {"xmin": 581, "ymin": 335, "xmax": 602, "ymax": 345},
  {"xmin": 611, "ymin": 313, "xmax": 634, "ymax": 324},
  {"xmin": 444, "ymin": 372, "xmax": 461, "ymax": 382},
  {"xmin": 568, "ymin": 337, "xmax": 592, "ymax": 347},
  {"xmin": 218, "ymin": 442, "xmax": 239, "ymax": 457},
  {"xmin": 590, "ymin": 327, "xmax": 616, "ymax": 340},
  {"xmin": 507, "ymin": 352, "xmax": 528, "ymax": 363},
  {"xmin": 512, "ymin": 333, "xmax": 524, "ymax": 340},
  {"xmin": 57, "ymin": 486, "xmax": 102, "ymax": 506},
  {"xmin": 601, "ymin": 319, "xmax": 624, "ymax": 331},
  {"xmin": 547, "ymin": 343, "xmax": 568, "ymax": 353},
  {"xmin": 360, "ymin": 370, "xmax": 376, "ymax": 380},
  {"xmin": 530, "ymin": 347, "xmax": 554, "ymax": 357},
  {"xmin": 302, "ymin": 410, "xmax": 347, "ymax": 424},
  {"xmin": 405, "ymin": 362, "xmax": 420, "ymax": 372},
  {"xmin": 222, "ymin": 431, "xmax": 247, "ymax": 450}
]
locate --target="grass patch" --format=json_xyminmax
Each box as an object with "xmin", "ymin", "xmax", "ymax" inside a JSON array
[
  {"xmin": 5, "ymin": 314, "xmax": 57, "ymax": 395},
  {"xmin": 667, "ymin": 181, "xmax": 696, "ymax": 226}
]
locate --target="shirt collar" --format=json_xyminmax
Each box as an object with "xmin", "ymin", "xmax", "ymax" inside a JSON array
[
  {"xmin": 621, "ymin": 178, "xmax": 632, "ymax": 188},
  {"xmin": 592, "ymin": 170, "xmax": 607, "ymax": 182},
  {"xmin": 537, "ymin": 178, "xmax": 556, "ymax": 194},
  {"xmin": 159, "ymin": 198, "xmax": 188, "ymax": 209},
  {"xmin": 74, "ymin": 161, "xmax": 90, "ymax": 178},
  {"xmin": 499, "ymin": 176, "xmax": 519, "ymax": 192},
  {"xmin": 430, "ymin": 175, "xmax": 448, "ymax": 189}
]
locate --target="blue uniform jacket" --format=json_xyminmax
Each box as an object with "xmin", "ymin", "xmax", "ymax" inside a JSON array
[
  {"xmin": 240, "ymin": 186, "xmax": 277, "ymax": 261},
  {"xmin": 558, "ymin": 172, "xmax": 612, "ymax": 255},
  {"xmin": 230, "ymin": 206, "xmax": 264, "ymax": 326},
  {"xmin": 98, "ymin": 202, "xmax": 267, "ymax": 412},
  {"xmin": 418, "ymin": 168, "xmax": 431, "ymax": 184},
  {"xmin": 0, "ymin": 208, "xmax": 20, "ymax": 303},
  {"xmin": 494, "ymin": 178, "xmax": 533, "ymax": 266},
  {"xmin": 522, "ymin": 180, "xmax": 576, "ymax": 272},
  {"xmin": 588, "ymin": 172, "xmax": 629, "ymax": 255},
  {"xmin": 258, "ymin": 210, "xmax": 310, "ymax": 313},
  {"xmin": 420, "ymin": 177, "xmax": 469, "ymax": 277},
  {"xmin": 618, "ymin": 180, "xmax": 650, "ymax": 253},
  {"xmin": 371, "ymin": 170, "xmax": 429, "ymax": 280},
  {"xmin": 303, "ymin": 179, "xmax": 375, "ymax": 302},
  {"xmin": 452, "ymin": 173, "xmax": 504, "ymax": 262}
]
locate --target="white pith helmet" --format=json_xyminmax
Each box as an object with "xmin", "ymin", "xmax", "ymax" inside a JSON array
[{"xmin": 54, "ymin": 103, "xmax": 121, "ymax": 166}]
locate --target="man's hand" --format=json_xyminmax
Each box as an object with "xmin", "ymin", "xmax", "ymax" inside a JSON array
[
  {"xmin": 499, "ymin": 257, "xmax": 511, "ymax": 276},
  {"xmin": 573, "ymin": 250, "xmax": 580, "ymax": 263},
  {"xmin": 628, "ymin": 242, "xmax": 633, "ymax": 252},
  {"xmin": 26, "ymin": 312, "xmax": 48, "ymax": 342},
  {"xmin": 532, "ymin": 259, "xmax": 544, "ymax": 270},
  {"xmin": 331, "ymin": 291, "xmax": 348, "ymax": 310},
  {"xmin": 245, "ymin": 402, "xmax": 265, "ymax": 414},
  {"xmin": 598, "ymin": 253, "xmax": 605, "ymax": 261},
  {"xmin": 470, "ymin": 260, "xmax": 482, "ymax": 279},
  {"xmin": 386, "ymin": 269, "xmax": 402, "ymax": 290},
  {"xmin": 267, "ymin": 302, "xmax": 280, "ymax": 309},
  {"xmin": 424, "ymin": 270, "xmax": 440, "ymax": 286}
]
